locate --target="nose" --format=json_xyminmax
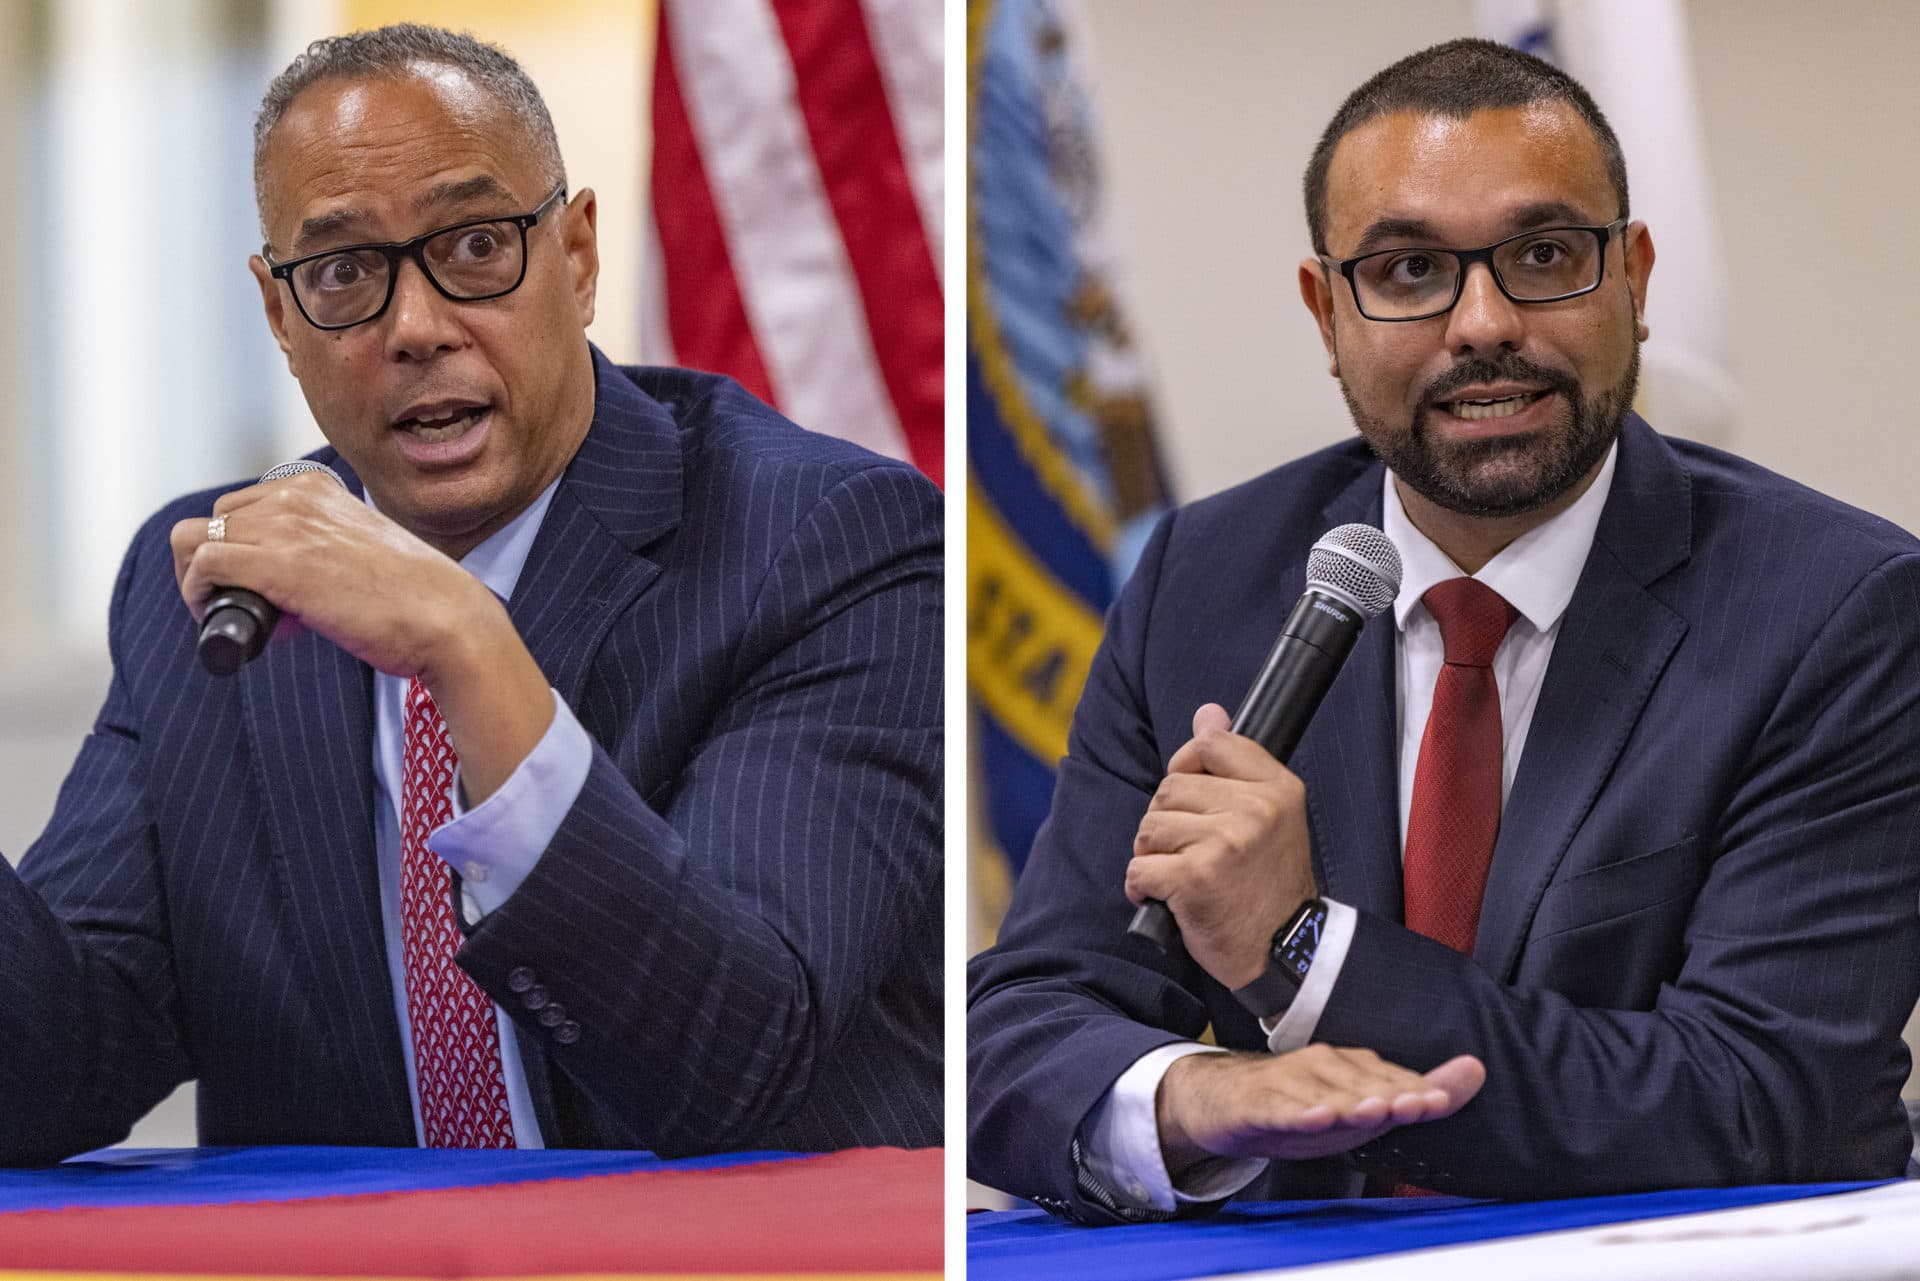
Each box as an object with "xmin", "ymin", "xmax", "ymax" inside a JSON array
[
  {"xmin": 382, "ymin": 257, "xmax": 466, "ymax": 361},
  {"xmin": 1442, "ymin": 261, "xmax": 1524, "ymax": 356}
]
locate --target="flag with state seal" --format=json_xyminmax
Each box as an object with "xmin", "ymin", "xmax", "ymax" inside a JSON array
[{"xmin": 968, "ymin": 0, "xmax": 1174, "ymax": 939}]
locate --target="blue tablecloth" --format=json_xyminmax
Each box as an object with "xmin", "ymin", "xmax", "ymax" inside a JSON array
[
  {"xmin": 0, "ymin": 1144, "xmax": 788, "ymax": 1212},
  {"xmin": 968, "ymin": 1181, "xmax": 1890, "ymax": 1280}
]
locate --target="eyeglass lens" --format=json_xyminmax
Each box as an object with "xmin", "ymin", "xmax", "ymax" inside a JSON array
[
  {"xmin": 290, "ymin": 220, "xmax": 527, "ymax": 328},
  {"xmin": 1352, "ymin": 228, "xmax": 1604, "ymax": 320}
]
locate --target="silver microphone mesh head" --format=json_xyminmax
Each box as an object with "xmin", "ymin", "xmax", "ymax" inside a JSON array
[
  {"xmin": 258, "ymin": 459, "xmax": 346, "ymax": 488},
  {"xmin": 1306, "ymin": 523, "xmax": 1402, "ymax": 616}
]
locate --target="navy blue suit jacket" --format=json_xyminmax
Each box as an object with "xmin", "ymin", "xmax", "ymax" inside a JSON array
[
  {"xmin": 2, "ymin": 351, "xmax": 943, "ymax": 1161},
  {"xmin": 969, "ymin": 416, "xmax": 1920, "ymax": 1217}
]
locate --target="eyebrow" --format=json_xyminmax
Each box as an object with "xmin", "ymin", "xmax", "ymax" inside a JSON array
[
  {"xmin": 289, "ymin": 176, "xmax": 513, "ymax": 255},
  {"xmin": 412, "ymin": 174, "xmax": 510, "ymax": 215},
  {"xmin": 1350, "ymin": 216, "xmax": 1440, "ymax": 256},
  {"xmin": 292, "ymin": 207, "xmax": 378, "ymax": 254},
  {"xmin": 1347, "ymin": 201, "xmax": 1606, "ymax": 256},
  {"xmin": 1506, "ymin": 200, "xmax": 1601, "ymax": 231}
]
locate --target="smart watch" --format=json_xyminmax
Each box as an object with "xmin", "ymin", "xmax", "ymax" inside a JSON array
[{"xmin": 1231, "ymin": 898, "xmax": 1330, "ymax": 1022}]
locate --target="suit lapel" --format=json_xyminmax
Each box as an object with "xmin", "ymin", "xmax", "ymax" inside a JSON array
[
  {"xmin": 1291, "ymin": 462, "xmax": 1405, "ymax": 920},
  {"xmin": 243, "ymin": 593, "xmax": 415, "ymax": 1141},
  {"xmin": 1475, "ymin": 417, "xmax": 1692, "ymax": 977},
  {"xmin": 507, "ymin": 481, "xmax": 663, "ymax": 715},
  {"xmin": 509, "ymin": 351, "xmax": 677, "ymax": 720},
  {"xmin": 499, "ymin": 351, "xmax": 683, "ymax": 1139}
]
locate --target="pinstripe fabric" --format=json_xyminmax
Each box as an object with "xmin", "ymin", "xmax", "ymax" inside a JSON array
[
  {"xmin": 968, "ymin": 415, "xmax": 1920, "ymax": 1220},
  {"xmin": 1, "ymin": 349, "xmax": 942, "ymax": 1161}
]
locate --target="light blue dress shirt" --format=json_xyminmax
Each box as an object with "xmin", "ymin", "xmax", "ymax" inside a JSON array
[{"xmin": 365, "ymin": 478, "xmax": 594, "ymax": 1147}]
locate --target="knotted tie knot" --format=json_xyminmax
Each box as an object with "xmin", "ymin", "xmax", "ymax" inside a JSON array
[{"xmin": 1422, "ymin": 577, "xmax": 1517, "ymax": 668}]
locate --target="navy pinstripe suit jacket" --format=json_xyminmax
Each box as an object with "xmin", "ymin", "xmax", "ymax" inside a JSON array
[
  {"xmin": 970, "ymin": 415, "xmax": 1920, "ymax": 1217},
  {"xmin": 2, "ymin": 351, "xmax": 943, "ymax": 1161}
]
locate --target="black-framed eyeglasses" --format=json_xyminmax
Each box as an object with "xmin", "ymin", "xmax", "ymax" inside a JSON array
[
  {"xmin": 1319, "ymin": 218, "xmax": 1628, "ymax": 322},
  {"xmin": 265, "ymin": 185, "xmax": 568, "ymax": 331}
]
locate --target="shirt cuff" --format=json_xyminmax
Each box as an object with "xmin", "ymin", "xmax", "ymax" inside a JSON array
[
  {"xmin": 430, "ymin": 689, "xmax": 593, "ymax": 919},
  {"xmin": 1261, "ymin": 898, "xmax": 1357, "ymax": 1053},
  {"xmin": 1077, "ymin": 1043, "xmax": 1267, "ymax": 1213}
]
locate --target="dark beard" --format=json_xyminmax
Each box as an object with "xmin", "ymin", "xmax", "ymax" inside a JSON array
[{"xmin": 1341, "ymin": 343, "xmax": 1639, "ymax": 518}]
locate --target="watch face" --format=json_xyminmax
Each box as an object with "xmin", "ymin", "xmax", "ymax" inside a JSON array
[{"xmin": 1277, "ymin": 905, "xmax": 1326, "ymax": 982}]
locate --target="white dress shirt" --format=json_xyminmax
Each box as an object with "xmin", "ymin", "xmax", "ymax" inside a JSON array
[
  {"xmin": 1080, "ymin": 444, "xmax": 1619, "ymax": 1212},
  {"xmin": 366, "ymin": 478, "xmax": 595, "ymax": 1147}
]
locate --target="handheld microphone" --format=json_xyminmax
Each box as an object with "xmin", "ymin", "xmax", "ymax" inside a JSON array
[
  {"xmin": 197, "ymin": 460, "xmax": 347, "ymax": 676},
  {"xmin": 1127, "ymin": 523, "xmax": 1402, "ymax": 951}
]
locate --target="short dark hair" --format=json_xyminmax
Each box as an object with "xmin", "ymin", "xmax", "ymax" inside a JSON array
[
  {"xmin": 1304, "ymin": 38, "xmax": 1629, "ymax": 255},
  {"xmin": 253, "ymin": 22, "xmax": 566, "ymax": 229}
]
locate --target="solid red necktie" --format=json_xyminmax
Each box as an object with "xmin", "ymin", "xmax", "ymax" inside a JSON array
[
  {"xmin": 1401, "ymin": 577, "xmax": 1519, "ymax": 955},
  {"xmin": 1388, "ymin": 578, "xmax": 1516, "ymax": 1198},
  {"xmin": 399, "ymin": 676, "xmax": 517, "ymax": 1149}
]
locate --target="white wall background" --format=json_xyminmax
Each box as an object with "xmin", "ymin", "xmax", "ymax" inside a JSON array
[{"xmin": 1071, "ymin": 0, "xmax": 1920, "ymax": 1094}]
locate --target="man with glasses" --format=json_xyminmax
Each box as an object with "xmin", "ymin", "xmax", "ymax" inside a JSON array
[
  {"xmin": 263, "ymin": 185, "xmax": 569, "ymax": 333},
  {"xmin": 970, "ymin": 38, "xmax": 1920, "ymax": 1219},
  {"xmin": 0, "ymin": 23, "xmax": 941, "ymax": 1160}
]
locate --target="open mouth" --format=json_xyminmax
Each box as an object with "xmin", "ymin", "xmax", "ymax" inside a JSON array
[
  {"xmin": 1435, "ymin": 390, "xmax": 1551, "ymax": 421},
  {"xmin": 394, "ymin": 405, "xmax": 489, "ymax": 443}
]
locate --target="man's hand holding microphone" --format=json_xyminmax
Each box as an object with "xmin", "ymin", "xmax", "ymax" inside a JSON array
[
  {"xmin": 1121, "ymin": 527, "xmax": 1485, "ymax": 1177},
  {"xmin": 167, "ymin": 462, "xmax": 555, "ymax": 807}
]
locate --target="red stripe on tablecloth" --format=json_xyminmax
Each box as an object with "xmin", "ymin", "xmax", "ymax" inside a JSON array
[
  {"xmin": 0, "ymin": 1148, "xmax": 940, "ymax": 1276},
  {"xmin": 766, "ymin": 0, "xmax": 945, "ymax": 486},
  {"xmin": 651, "ymin": 7, "xmax": 778, "ymax": 407}
]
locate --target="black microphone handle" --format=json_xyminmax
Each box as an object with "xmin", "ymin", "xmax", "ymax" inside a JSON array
[
  {"xmin": 195, "ymin": 461, "xmax": 346, "ymax": 677},
  {"xmin": 198, "ymin": 588, "xmax": 280, "ymax": 676},
  {"xmin": 1128, "ymin": 590, "xmax": 1365, "ymax": 951}
]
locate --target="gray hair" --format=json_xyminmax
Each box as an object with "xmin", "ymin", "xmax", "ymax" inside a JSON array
[{"xmin": 253, "ymin": 23, "xmax": 567, "ymax": 229}]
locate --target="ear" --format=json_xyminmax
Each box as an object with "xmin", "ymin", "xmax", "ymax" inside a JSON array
[
  {"xmin": 560, "ymin": 188, "xmax": 600, "ymax": 328},
  {"xmin": 1623, "ymin": 220, "xmax": 1655, "ymax": 342},
  {"xmin": 1298, "ymin": 256, "xmax": 1340, "ymax": 377},
  {"xmin": 250, "ymin": 254, "xmax": 300, "ymax": 374}
]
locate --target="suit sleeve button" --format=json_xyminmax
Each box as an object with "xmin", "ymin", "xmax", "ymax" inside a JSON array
[
  {"xmin": 555, "ymin": 1020, "xmax": 582, "ymax": 1045},
  {"xmin": 538, "ymin": 1005, "xmax": 567, "ymax": 1028},
  {"xmin": 523, "ymin": 985, "xmax": 550, "ymax": 1011},
  {"xmin": 507, "ymin": 966, "xmax": 537, "ymax": 993}
]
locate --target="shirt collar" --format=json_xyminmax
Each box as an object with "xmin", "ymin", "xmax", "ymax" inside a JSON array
[
  {"xmin": 1382, "ymin": 441, "xmax": 1618, "ymax": 635},
  {"xmin": 363, "ymin": 476, "xmax": 562, "ymax": 604}
]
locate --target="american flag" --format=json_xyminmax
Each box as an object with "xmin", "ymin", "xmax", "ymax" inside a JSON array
[{"xmin": 644, "ymin": 0, "xmax": 944, "ymax": 485}]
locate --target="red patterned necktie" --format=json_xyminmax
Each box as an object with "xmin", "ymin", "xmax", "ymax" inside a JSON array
[
  {"xmin": 399, "ymin": 676, "xmax": 516, "ymax": 1149},
  {"xmin": 1401, "ymin": 577, "xmax": 1519, "ymax": 955}
]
